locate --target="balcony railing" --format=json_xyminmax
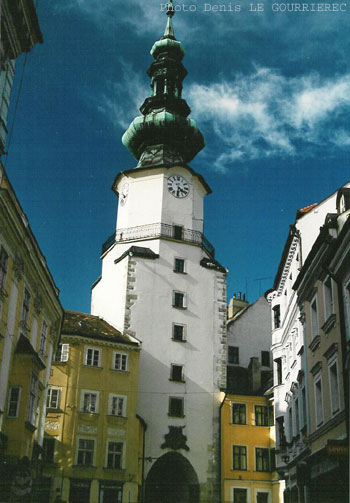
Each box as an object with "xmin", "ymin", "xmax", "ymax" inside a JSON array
[{"xmin": 102, "ymin": 222, "xmax": 215, "ymax": 258}]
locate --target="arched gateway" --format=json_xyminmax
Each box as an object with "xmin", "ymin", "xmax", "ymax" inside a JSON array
[{"xmin": 145, "ymin": 452, "xmax": 200, "ymax": 503}]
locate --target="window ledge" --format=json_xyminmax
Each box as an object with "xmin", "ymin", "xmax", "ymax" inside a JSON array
[
  {"xmin": 322, "ymin": 313, "xmax": 336, "ymax": 334},
  {"xmin": 110, "ymin": 368, "xmax": 129, "ymax": 373},
  {"xmin": 172, "ymin": 305, "xmax": 187, "ymax": 310},
  {"xmin": 171, "ymin": 338, "xmax": 186, "ymax": 343},
  {"xmin": 169, "ymin": 379, "xmax": 185, "ymax": 383},
  {"xmin": 173, "ymin": 271, "xmax": 187, "ymax": 275},
  {"xmin": 79, "ymin": 411, "xmax": 100, "ymax": 416},
  {"xmin": 25, "ymin": 421, "xmax": 37, "ymax": 432},
  {"xmin": 167, "ymin": 413, "xmax": 185, "ymax": 418},
  {"xmin": 103, "ymin": 467, "xmax": 125, "ymax": 471},
  {"xmin": 84, "ymin": 365, "xmax": 103, "ymax": 370},
  {"xmin": 309, "ymin": 335, "xmax": 321, "ymax": 353},
  {"xmin": 73, "ymin": 464, "xmax": 96, "ymax": 469}
]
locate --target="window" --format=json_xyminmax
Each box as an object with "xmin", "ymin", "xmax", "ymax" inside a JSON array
[
  {"xmin": 109, "ymin": 394, "xmax": 126, "ymax": 417},
  {"xmin": 261, "ymin": 351, "xmax": 270, "ymax": 367},
  {"xmin": 255, "ymin": 405, "xmax": 269, "ymax": 426},
  {"xmin": 295, "ymin": 398, "xmax": 300, "ymax": 433},
  {"xmin": 47, "ymin": 387, "xmax": 61, "ymax": 409},
  {"xmin": 173, "ymin": 291, "xmax": 186, "ymax": 308},
  {"xmin": 232, "ymin": 403, "xmax": 246, "ymax": 425},
  {"xmin": 314, "ymin": 375, "xmax": 324, "ymax": 427},
  {"xmin": 114, "ymin": 352, "xmax": 128, "ymax": 371},
  {"xmin": 168, "ymin": 397, "xmax": 184, "ymax": 417},
  {"xmin": 7, "ymin": 386, "xmax": 21, "ymax": 417},
  {"xmin": 323, "ymin": 276, "xmax": 334, "ymax": 320},
  {"xmin": 43, "ymin": 437, "xmax": 55, "ymax": 463},
  {"xmin": 39, "ymin": 320, "xmax": 47, "ymax": 355},
  {"xmin": 27, "ymin": 372, "xmax": 38, "ymax": 424},
  {"xmin": 257, "ymin": 492, "xmax": 269, "ymax": 503},
  {"xmin": 256, "ymin": 448, "xmax": 270, "ymax": 472},
  {"xmin": 172, "ymin": 324, "xmax": 185, "ymax": 341},
  {"xmin": 173, "ymin": 225, "xmax": 183, "ymax": 240},
  {"xmin": 99, "ymin": 482, "xmax": 123, "ymax": 503},
  {"xmin": 228, "ymin": 346, "xmax": 239, "ymax": 364},
  {"xmin": 77, "ymin": 438, "xmax": 94, "ymax": 466},
  {"xmin": 85, "ymin": 347, "xmax": 100, "ymax": 367},
  {"xmin": 0, "ymin": 246, "xmax": 9, "ymax": 291},
  {"xmin": 344, "ymin": 279, "xmax": 350, "ymax": 342},
  {"xmin": 273, "ymin": 305, "xmax": 281, "ymax": 329},
  {"xmin": 21, "ymin": 289, "xmax": 31, "ymax": 326},
  {"xmin": 170, "ymin": 364, "xmax": 184, "ymax": 382},
  {"xmin": 82, "ymin": 391, "xmax": 98, "ymax": 413},
  {"xmin": 329, "ymin": 358, "xmax": 340, "ymax": 414},
  {"xmin": 233, "ymin": 488, "xmax": 247, "ymax": 503},
  {"xmin": 55, "ymin": 343, "xmax": 69, "ymax": 362},
  {"xmin": 275, "ymin": 358, "xmax": 282, "ymax": 385},
  {"xmin": 301, "ymin": 387, "xmax": 307, "ymax": 427},
  {"xmin": 310, "ymin": 296, "xmax": 319, "ymax": 339},
  {"xmin": 174, "ymin": 258, "xmax": 185, "ymax": 273},
  {"xmin": 288, "ymin": 407, "xmax": 293, "ymax": 440},
  {"xmin": 232, "ymin": 445, "xmax": 247, "ymax": 470},
  {"xmin": 107, "ymin": 441, "xmax": 123, "ymax": 469},
  {"xmin": 276, "ymin": 416, "xmax": 286, "ymax": 449}
]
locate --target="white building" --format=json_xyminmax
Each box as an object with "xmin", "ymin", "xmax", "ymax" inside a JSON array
[
  {"xmin": 267, "ymin": 183, "xmax": 349, "ymax": 502},
  {"xmin": 91, "ymin": 5, "xmax": 227, "ymax": 503}
]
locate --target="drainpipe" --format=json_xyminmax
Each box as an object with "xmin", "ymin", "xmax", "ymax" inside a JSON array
[
  {"xmin": 219, "ymin": 392, "xmax": 227, "ymax": 503},
  {"xmin": 136, "ymin": 415, "xmax": 147, "ymax": 503}
]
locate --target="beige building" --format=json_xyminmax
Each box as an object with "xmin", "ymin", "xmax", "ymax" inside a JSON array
[
  {"xmin": 0, "ymin": 162, "xmax": 63, "ymax": 500},
  {"xmin": 43, "ymin": 310, "xmax": 144, "ymax": 503}
]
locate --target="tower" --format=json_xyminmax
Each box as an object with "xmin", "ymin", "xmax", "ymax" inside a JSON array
[{"xmin": 91, "ymin": 4, "xmax": 227, "ymax": 502}]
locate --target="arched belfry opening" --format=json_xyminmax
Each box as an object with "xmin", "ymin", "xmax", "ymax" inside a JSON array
[{"xmin": 145, "ymin": 452, "xmax": 200, "ymax": 503}]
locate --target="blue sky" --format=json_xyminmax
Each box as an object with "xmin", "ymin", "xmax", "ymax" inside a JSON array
[{"xmin": 4, "ymin": 0, "xmax": 350, "ymax": 313}]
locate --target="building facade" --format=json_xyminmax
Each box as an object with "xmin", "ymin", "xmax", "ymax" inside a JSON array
[
  {"xmin": 267, "ymin": 184, "xmax": 350, "ymax": 503},
  {"xmin": 43, "ymin": 310, "xmax": 143, "ymax": 503},
  {"xmin": 0, "ymin": 162, "xmax": 63, "ymax": 500},
  {"xmin": 223, "ymin": 295, "xmax": 282, "ymax": 503},
  {"xmin": 91, "ymin": 5, "xmax": 227, "ymax": 502},
  {"xmin": 0, "ymin": 0, "xmax": 42, "ymax": 153}
]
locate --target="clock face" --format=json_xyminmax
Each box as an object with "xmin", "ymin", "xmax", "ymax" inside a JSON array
[
  {"xmin": 120, "ymin": 182, "xmax": 129, "ymax": 206},
  {"xmin": 167, "ymin": 175, "xmax": 189, "ymax": 199}
]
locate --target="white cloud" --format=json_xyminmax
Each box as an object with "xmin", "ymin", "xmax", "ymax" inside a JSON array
[{"xmin": 187, "ymin": 70, "xmax": 350, "ymax": 171}]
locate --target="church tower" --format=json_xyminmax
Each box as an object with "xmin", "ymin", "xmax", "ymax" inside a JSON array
[{"xmin": 91, "ymin": 3, "xmax": 227, "ymax": 502}]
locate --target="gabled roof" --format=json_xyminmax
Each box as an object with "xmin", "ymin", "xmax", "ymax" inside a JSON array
[{"xmin": 62, "ymin": 310, "xmax": 139, "ymax": 346}]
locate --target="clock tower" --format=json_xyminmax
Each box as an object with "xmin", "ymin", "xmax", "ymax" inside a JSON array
[{"xmin": 91, "ymin": 4, "xmax": 227, "ymax": 502}]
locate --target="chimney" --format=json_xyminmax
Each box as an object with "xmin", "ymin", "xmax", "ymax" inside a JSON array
[{"xmin": 248, "ymin": 357, "xmax": 261, "ymax": 393}]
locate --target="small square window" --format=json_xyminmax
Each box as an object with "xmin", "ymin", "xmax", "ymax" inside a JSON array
[
  {"xmin": 228, "ymin": 346, "xmax": 239, "ymax": 364},
  {"xmin": 170, "ymin": 364, "xmax": 184, "ymax": 382},
  {"xmin": 174, "ymin": 258, "xmax": 185, "ymax": 273},
  {"xmin": 173, "ymin": 291, "xmax": 185, "ymax": 308},
  {"xmin": 172, "ymin": 324, "xmax": 185, "ymax": 341},
  {"xmin": 168, "ymin": 397, "xmax": 184, "ymax": 417}
]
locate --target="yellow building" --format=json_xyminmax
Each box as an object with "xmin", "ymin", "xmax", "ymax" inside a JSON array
[
  {"xmin": 0, "ymin": 162, "xmax": 63, "ymax": 499},
  {"xmin": 221, "ymin": 390, "xmax": 281, "ymax": 503},
  {"xmin": 43, "ymin": 310, "xmax": 144, "ymax": 503}
]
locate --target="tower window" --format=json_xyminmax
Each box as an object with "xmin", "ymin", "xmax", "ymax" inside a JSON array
[
  {"xmin": 170, "ymin": 364, "xmax": 184, "ymax": 382},
  {"xmin": 173, "ymin": 225, "xmax": 184, "ymax": 240},
  {"xmin": 172, "ymin": 324, "xmax": 185, "ymax": 342},
  {"xmin": 174, "ymin": 258, "xmax": 185, "ymax": 273},
  {"xmin": 173, "ymin": 291, "xmax": 186, "ymax": 308},
  {"xmin": 228, "ymin": 346, "xmax": 239, "ymax": 364},
  {"xmin": 168, "ymin": 397, "xmax": 184, "ymax": 417}
]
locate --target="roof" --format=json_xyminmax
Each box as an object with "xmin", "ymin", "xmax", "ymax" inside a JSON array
[
  {"xmin": 62, "ymin": 310, "xmax": 139, "ymax": 346},
  {"xmin": 296, "ymin": 202, "xmax": 318, "ymax": 219}
]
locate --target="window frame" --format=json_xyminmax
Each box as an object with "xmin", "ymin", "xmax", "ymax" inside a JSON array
[
  {"xmin": 26, "ymin": 372, "xmax": 38, "ymax": 425},
  {"xmin": 7, "ymin": 386, "xmax": 21, "ymax": 418},
  {"xmin": 272, "ymin": 304, "xmax": 281, "ymax": 329},
  {"xmin": 0, "ymin": 245, "xmax": 9, "ymax": 291},
  {"xmin": 254, "ymin": 405, "xmax": 269, "ymax": 426},
  {"xmin": 310, "ymin": 294, "xmax": 319, "ymax": 340},
  {"xmin": 261, "ymin": 351, "xmax": 270, "ymax": 367},
  {"xmin": 232, "ymin": 445, "xmax": 247, "ymax": 471},
  {"xmin": 85, "ymin": 347, "xmax": 101, "ymax": 367},
  {"xmin": 323, "ymin": 276, "xmax": 334, "ymax": 321},
  {"xmin": 314, "ymin": 373, "xmax": 324, "ymax": 427},
  {"xmin": 168, "ymin": 396, "xmax": 184, "ymax": 417},
  {"xmin": 174, "ymin": 257, "xmax": 185, "ymax": 274},
  {"xmin": 173, "ymin": 290, "xmax": 186, "ymax": 309},
  {"xmin": 172, "ymin": 323, "xmax": 186, "ymax": 342},
  {"xmin": 170, "ymin": 364, "xmax": 184, "ymax": 382},
  {"xmin": 39, "ymin": 319, "xmax": 48, "ymax": 355},
  {"xmin": 76, "ymin": 437, "xmax": 95, "ymax": 467},
  {"xmin": 55, "ymin": 343, "xmax": 69, "ymax": 362},
  {"xmin": 106, "ymin": 440, "xmax": 124, "ymax": 470},
  {"xmin": 21, "ymin": 288, "xmax": 31, "ymax": 326},
  {"xmin": 47, "ymin": 386, "xmax": 61, "ymax": 409},
  {"xmin": 328, "ymin": 356, "xmax": 340, "ymax": 415},
  {"xmin": 232, "ymin": 403, "xmax": 246, "ymax": 425},
  {"xmin": 81, "ymin": 390, "xmax": 99, "ymax": 414},
  {"xmin": 228, "ymin": 345, "xmax": 239, "ymax": 365},
  {"xmin": 109, "ymin": 394, "xmax": 127, "ymax": 417},
  {"xmin": 113, "ymin": 352, "xmax": 128, "ymax": 372},
  {"xmin": 255, "ymin": 447, "xmax": 270, "ymax": 472}
]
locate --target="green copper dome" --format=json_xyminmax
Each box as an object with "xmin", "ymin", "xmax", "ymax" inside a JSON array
[{"xmin": 122, "ymin": 1, "xmax": 205, "ymax": 167}]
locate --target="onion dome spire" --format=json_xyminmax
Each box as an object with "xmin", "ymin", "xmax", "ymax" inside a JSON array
[{"xmin": 122, "ymin": 1, "xmax": 205, "ymax": 168}]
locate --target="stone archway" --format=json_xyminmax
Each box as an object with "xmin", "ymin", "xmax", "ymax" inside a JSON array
[{"xmin": 145, "ymin": 452, "xmax": 200, "ymax": 503}]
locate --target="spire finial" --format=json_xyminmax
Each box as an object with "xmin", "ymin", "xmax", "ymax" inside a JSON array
[{"xmin": 163, "ymin": 1, "xmax": 175, "ymax": 40}]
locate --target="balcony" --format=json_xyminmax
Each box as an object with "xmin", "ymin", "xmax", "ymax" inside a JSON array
[{"xmin": 102, "ymin": 222, "xmax": 215, "ymax": 258}]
